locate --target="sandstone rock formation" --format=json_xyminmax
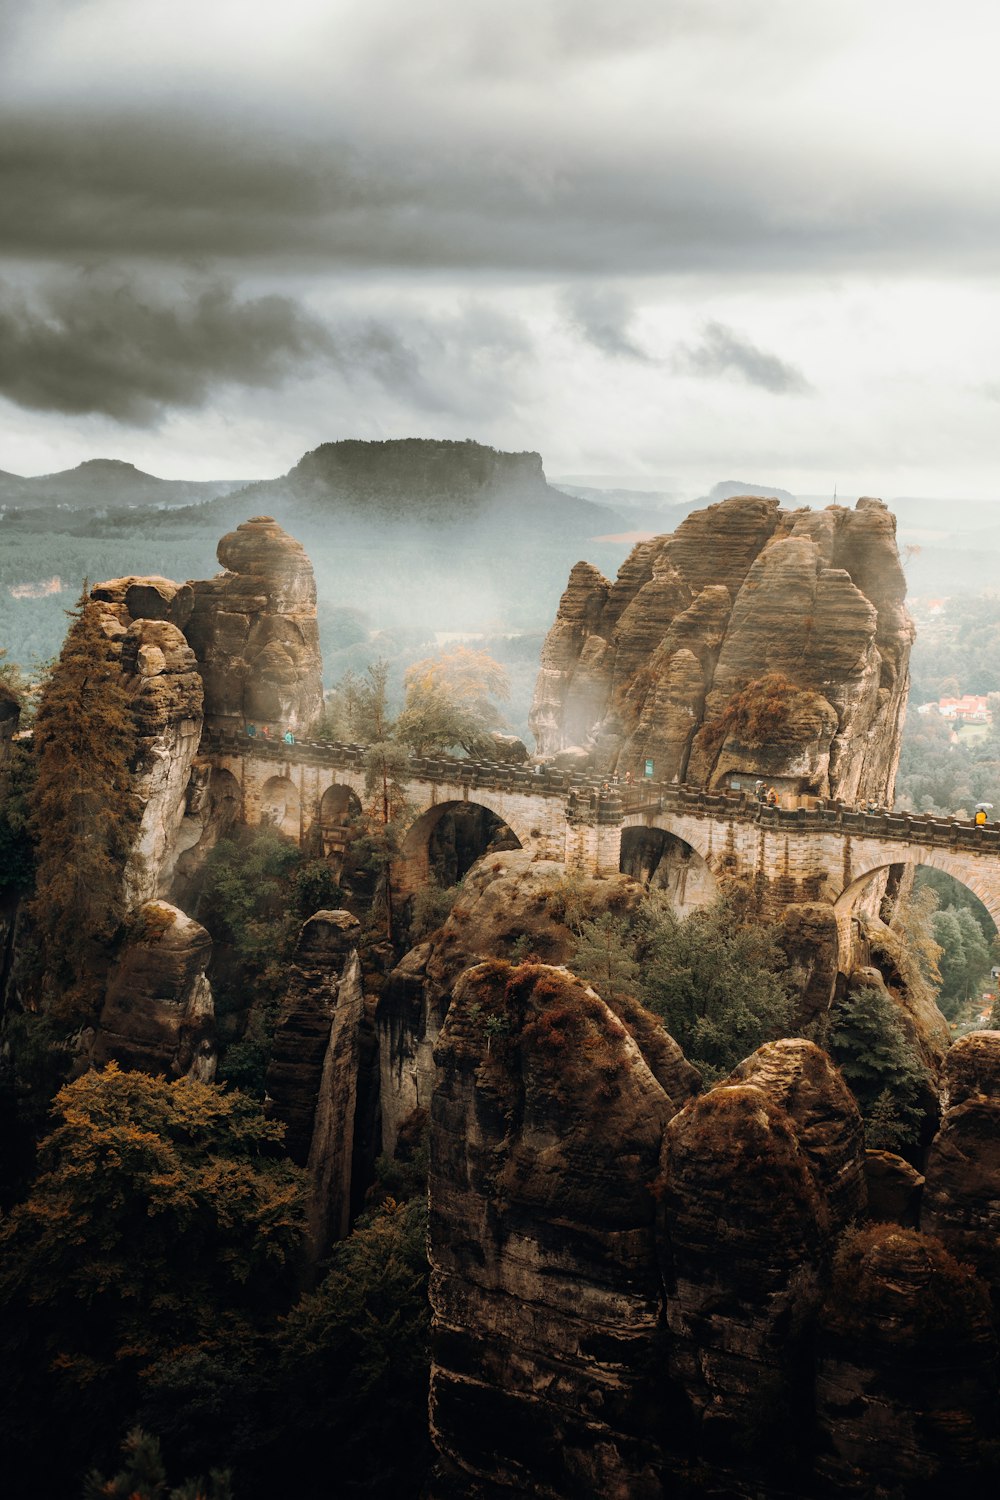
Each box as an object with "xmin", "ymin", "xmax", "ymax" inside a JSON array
[
  {"xmin": 922, "ymin": 1029, "xmax": 1000, "ymax": 1303},
  {"xmin": 93, "ymin": 900, "xmax": 215, "ymax": 1078},
  {"xmin": 184, "ymin": 515, "xmax": 323, "ymax": 735},
  {"xmin": 85, "ymin": 579, "xmax": 205, "ymax": 906},
  {"xmin": 656, "ymin": 1042, "xmax": 866, "ymax": 1462},
  {"xmin": 816, "ymin": 1225, "xmax": 999, "ymax": 1491},
  {"xmin": 530, "ymin": 495, "xmax": 914, "ymax": 804},
  {"xmin": 265, "ymin": 910, "xmax": 366, "ymax": 1251},
  {"xmin": 378, "ymin": 851, "xmax": 678, "ymax": 1155},
  {"xmin": 429, "ymin": 960, "xmax": 680, "ymax": 1498}
]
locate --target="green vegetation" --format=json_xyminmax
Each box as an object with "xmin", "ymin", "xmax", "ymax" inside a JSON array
[
  {"xmin": 84, "ymin": 1428, "xmax": 232, "ymax": 1500},
  {"xmin": 195, "ymin": 827, "xmax": 343, "ymax": 1094},
  {"xmin": 931, "ymin": 903, "xmax": 992, "ymax": 1018},
  {"xmin": 570, "ymin": 892, "xmax": 797, "ymax": 1080},
  {"xmin": 825, "ymin": 985, "xmax": 931, "ymax": 1150},
  {"xmin": 0, "ymin": 738, "xmax": 36, "ymax": 898},
  {"xmin": 0, "ymin": 1066, "xmax": 305, "ymax": 1494},
  {"xmin": 275, "ymin": 1196, "xmax": 430, "ymax": 1497},
  {"xmin": 395, "ymin": 646, "xmax": 510, "ymax": 755}
]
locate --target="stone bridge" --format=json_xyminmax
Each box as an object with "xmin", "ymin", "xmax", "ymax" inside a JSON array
[{"xmin": 200, "ymin": 730, "xmax": 1000, "ymax": 969}]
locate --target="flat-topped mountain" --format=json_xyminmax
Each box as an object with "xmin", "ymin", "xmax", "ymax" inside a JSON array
[{"xmin": 233, "ymin": 438, "xmax": 626, "ymax": 533}]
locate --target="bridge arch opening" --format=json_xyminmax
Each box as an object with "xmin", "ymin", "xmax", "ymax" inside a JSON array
[
  {"xmin": 259, "ymin": 775, "xmax": 300, "ymax": 840},
  {"xmin": 620, "ymin": 826, "xmax": 718, "ymax": 916},
  {"xmin": 319, "ymin": 782, "xmax": 363, "ymax": 860},
  {"xmin": 401, "ymin": 800, "xmax": 522, "ymax": 890},
  {"xmin": 835, "ymin": 860, "xmax": 1000, "ymax": 1026}
]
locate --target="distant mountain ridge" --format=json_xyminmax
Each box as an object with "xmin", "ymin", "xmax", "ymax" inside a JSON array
[{"xmin": 0, "ymin": 458, "xmax": 247, "ymax": 511}]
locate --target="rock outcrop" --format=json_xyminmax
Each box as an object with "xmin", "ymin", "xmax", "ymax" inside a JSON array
[
  {"xmin": 265, "ymin": 910, "xmax": 365, "ymax": 1251},
  {"xmin": 816, "ymin": 1225, "xmax": 999, "ymax": 1490},
  {"xmin": 656, "ymin": 1043, "xmax": 866, "ymax": 1461},
  {"xmin": 429, "ymin": 961, "xmax": 680, "ymax": 1498},
  {"xmin": 378, "ymin": 852, "xmax": 675, "ymax": 1155},
  {"xmin": 922, "ymin": 1030, "xmax": 1000, "ymax": 1303},
  {"xmin": 81, "ymin": 579, "xmax": 206, "ymax": 906},
  {"xmin": 185, "ymin": 515, "xmax": 323, "ymax": 735},
  {"xmin": 93, "ymin": 900, "xmax": 215, "ymax": 1078},
  {"xmin": 530, "ymin": 495, "xmax": 914, "ymax": 804}
]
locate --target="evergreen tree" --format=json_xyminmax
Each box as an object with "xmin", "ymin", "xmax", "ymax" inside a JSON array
[
  {"xmin": 28, "ymin": 591, "xmax": 138, "ymax": 1018},
  {"xmin": 84, "ymin": 1427, "xmax": 231, "ymax": 1500},
  {"xmin": 638, "ymin": 897, "xmax": 796, "ymax": 1079},
  {"xmin": 276, "ymin": 1197, "xmax": 430, "ymax": 1497},
  {"xmin": 572, "ymin": 911, "xmax": 642, "ymax": 1001},
  {"xmin": 827, "ymin": 985, "xmax": 931, "ymax": 1149}
]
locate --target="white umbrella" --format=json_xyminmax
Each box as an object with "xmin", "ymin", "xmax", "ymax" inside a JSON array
[{"xmin": 977, "ymin": 802, "xmax": 994, "ymax": 810}]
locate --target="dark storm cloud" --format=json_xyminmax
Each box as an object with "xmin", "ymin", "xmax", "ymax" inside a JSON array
[
  {"xmin": 0, "ymin": 273, "xmax": 340, "ymax": 422},
  {"xmin": 675, "ymin": 321, "xmax": 811, "ymax": 395},
  {"xmin": 0, "ymin": 269, "xmax": 535, "ymax": 424},
  {"xmin": 0, "ymin": 99, "xmax": 985, "ymax": 279},
  {"xmin": 563, "ymin": 287, "xmax": 650, "ymax": 361}
]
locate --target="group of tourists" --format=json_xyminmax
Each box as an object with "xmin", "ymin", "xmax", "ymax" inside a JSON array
[
  {"xmin": 246, "ymin": 723, "xmax": 296, "ymax": 745},
  {"xmin": 754, "ymin": 779, "xmax": 779, "ymax": 806}
]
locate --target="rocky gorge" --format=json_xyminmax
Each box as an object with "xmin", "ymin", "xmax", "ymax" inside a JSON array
[{"xmin": 4, "ymin": 491, "xmax": 1000, "ymax": 1497}]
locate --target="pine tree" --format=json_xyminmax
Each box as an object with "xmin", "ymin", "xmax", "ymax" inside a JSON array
[
  {"xmin": 27, "ymin": 590, "xmax": 138, "ymax": 1017},
  {"xmin": 827, "ymin": 985, "xmax": 931, "ymax": 1148}
]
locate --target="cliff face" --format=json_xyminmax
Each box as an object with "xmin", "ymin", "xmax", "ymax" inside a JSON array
[
  {"xmin": 430, "ymin": 961, "xmax": 678, "ymax": 1498},
  {"xmin": 185, "ymin": 515, "xmax": 323, "ymax": 735},
  {"xmin": 429, "ymin": 1005, "xmax": 1000, "ymax": 1494},
  {"xmin": 530, "ymin": 495, "xmax": 914, "ymax": 803},
  {"xmin": 84, "ymin": 578, "xmax": 205, "ymax": 906},
  {"xmin": 265, "ymin": 910, "xmax": 366, "ymax": 1253},
  {"xmin": 377, "ymin": 851, "xmax": 670, "ymax": 1156},
  {"xmin": 93, "ymin": 900, "xmax": 215, "ymax": 1079},
  {"xmin": 658, "ymin": 1041, "xmax": 865, "ymax": 1460},
  {"xmin": 922, "ymin": 1030, "xmax": 1000, "ymax": 1305}
]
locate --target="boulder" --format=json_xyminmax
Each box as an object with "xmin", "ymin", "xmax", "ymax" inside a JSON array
[
  {"xmin": 727, "ymin": 1038, "xmax": 867, "ymax": 1232},
  {"xmin": 863, "ymin": 1150, "xmax": 923, "ymax": 1226},
  {"xmin": 95, "ymin": 902, "xmax": 215, "ymax": 1078}
]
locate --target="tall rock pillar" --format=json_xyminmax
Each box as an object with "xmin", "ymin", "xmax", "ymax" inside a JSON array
[{"xmin": 185, "ymin": 515, "xmax": 324, "ymax": 736}]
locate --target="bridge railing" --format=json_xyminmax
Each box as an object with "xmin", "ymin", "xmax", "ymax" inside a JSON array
[{"xmin": 198, "ymin": 729, "xmax": 1000, "ymax": 851}]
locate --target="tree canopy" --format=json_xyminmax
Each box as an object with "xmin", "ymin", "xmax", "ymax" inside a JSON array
[
  {"xmin": 0, "ymin": 1065, "xmax": 305, "ymax": 1492},
  {"xmin": 395, "ymin": 646, "xmax": 510, "ymax": 756},
  {"xmin": 570, "ymin": 891, "xmax": 797, "ymax": 1080}
]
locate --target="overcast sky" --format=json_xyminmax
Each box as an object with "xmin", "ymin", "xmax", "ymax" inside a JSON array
[{"xmin": 3, "ymin": 0, "xmax": 1000, "ymax": 498}]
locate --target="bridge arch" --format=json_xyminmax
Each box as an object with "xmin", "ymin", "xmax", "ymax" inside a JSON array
[
  {"xmin": 317, "ymin": 781, "xmax": 364, "ymax": 865},
  {"xmin": 259, "ymin": 774, "xmax": 300, "ymax": 840},
  {"xmin": 620, "ymin": 825, "xmax": 718, "ymax": 915},
  {"xmin": 398, "ymin": 798, "xmax": 525, "ymax": 894},
  {"xmin": 833, "ymin": 853, "xmax": 1000, "ymax": 973}
]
